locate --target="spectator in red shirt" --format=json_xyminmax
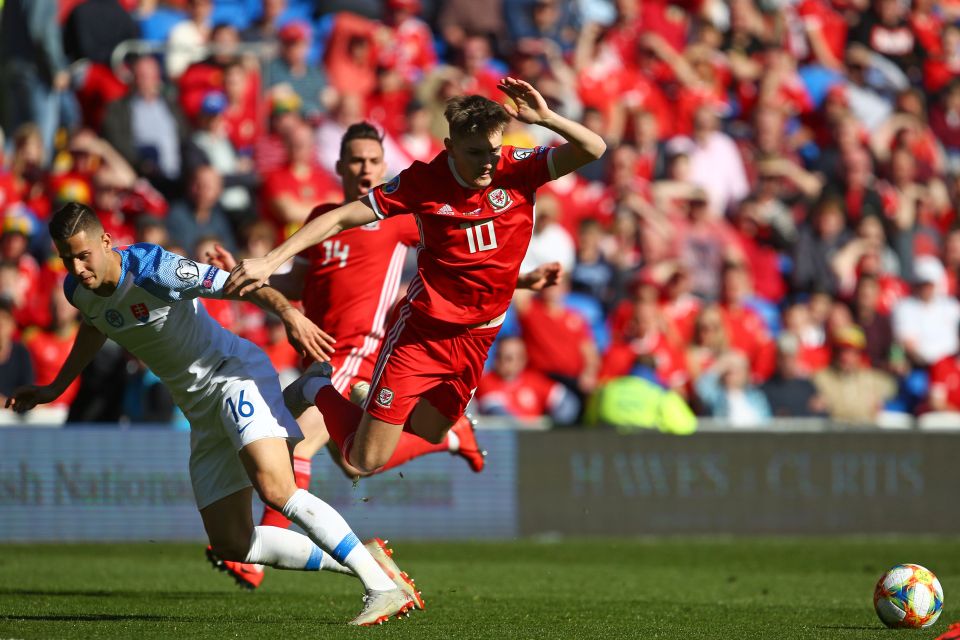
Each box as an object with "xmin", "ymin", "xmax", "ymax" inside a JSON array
[
  {"xmin": 260, "ymin": 122, "xmax": 341, "ymax": 242},
  {"xmin": 928, "ymin": 350, "xmax": 960, "ymax": 412},
  {"xmin": 516, "ymin": 281, "xmax": 601, "ymax": 402},
  {"xmin": 457, "ymin": 35, "xmax": 503, "ymax": 100},
  {"xmin": 0, "ymin": 214, "xmax": 40, "ymax": 329},
  {"xmin": 379, "ymin": 0, "xmax": 437, "ymax": 83},
  {"xmin": 475, "ymin": 336, "xmax": 577, "ymax": 424},
  {"xmin": 719, "ymin": 261, "xmax": 776, "ymax": 381},
  {"xmin": 254, "ymin": 90, "xmax": 304, "ymax": 175},
  {"xmin": 260, "ymin": 314, "xmax": 300, "ymax": 382},
  {"xmin": 221, "ymin": 61, "xmax": 262, "ymax": 156},
  {"xmin": 23, "ymin": 284, "xmax": 81, "ymax": 419}
]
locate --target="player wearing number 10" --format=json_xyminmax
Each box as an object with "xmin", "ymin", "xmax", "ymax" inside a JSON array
[
  {"xmin": 7, "ymin": 203, "xmax": 420, "ymax": 626},
  {"xmin": 225, "ymin": 77, "xmax": 605, "ymax": 477}
]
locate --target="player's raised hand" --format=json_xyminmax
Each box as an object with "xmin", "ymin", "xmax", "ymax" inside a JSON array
[
  {"xmin": 497, "ymin": 77, "xmax": 552, "ymax": 125},
  {"xmin": 205, "ymin": 243, "xmax": 237, "ymax": 271},
  {"xmin": 518, "ymin": 261, "xmax": 563, "ymax": 291},
  {"xmin": 225, "ymin": 257, "xmax": 274, "ymax": 297},
  {"xmin": 5, "ymin": 385, "xmax": 59, "ymax": 414},
  {"xmin": 279, "ymin": 308, "xmax": 336, "ymax": 363}
]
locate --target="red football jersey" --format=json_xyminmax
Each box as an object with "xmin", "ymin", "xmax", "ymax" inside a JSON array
[
  {"xmin": 930, "ymin": 356, "xmax": 960, "ymax": 411},
  {"xmin": 368, "ymin": 146, "xmax": 557, "ymax": 325},
  {"xmin": 300, "ymin": 202, "xmax": 419, "ymax": 369},
  {"xmin": 475, "ymin": 369, "xmax": 563, "ymax": 418}
]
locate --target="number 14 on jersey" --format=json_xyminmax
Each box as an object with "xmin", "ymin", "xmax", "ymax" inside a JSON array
[{"xmin": 321, "ymin": 240, "xmax": 350, "ymax": 267}]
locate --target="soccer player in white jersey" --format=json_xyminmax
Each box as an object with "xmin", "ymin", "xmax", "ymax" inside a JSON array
[{"xmin": 7, "ymin": 203, "xmax": 419, "ymax": 626}]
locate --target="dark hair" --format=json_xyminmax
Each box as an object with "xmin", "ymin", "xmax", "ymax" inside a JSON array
[
  {"xmin": 48, "ymin": 202, "xmax": 103, "ymax": 242},
  {"xmin": 339, "ymin": 122, "xmax": 383, "ymax": 159},
  {"xmin": 444, "ymin": 95, "xmax": 510, "ymax": 139}
]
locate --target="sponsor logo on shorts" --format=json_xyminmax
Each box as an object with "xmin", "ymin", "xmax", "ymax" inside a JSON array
[
  {"xmin": 375, "ymin": 387, "xmax": 394, "ymax": 407},
  {"xmin": 436, "ymin": 203, "xmax": 455, "ymax": 216},
  {"xmin": 105, "ymin": 309, "xmax": 124, "ymax": 328},
  {"xmin": 130, "ymin": 303, "xmax": 150, "ymax": 323},
  {"xmin": 512, "ymin": 147, "xmax": 534, "ymax": 161},
  {"xmin": 487, "ymin": 188, "xmax": 513, "ymax": 212},
  {"xmin": 176, "ymin": 259, "xmax": 200, "ymax": 282},
  {"xmin": 201, "ymin": 265, "xmax": 219, "ymax": 289},
  {"xmin": 382, "ymin": 175, "xmax": 400, "ymax": 195}
]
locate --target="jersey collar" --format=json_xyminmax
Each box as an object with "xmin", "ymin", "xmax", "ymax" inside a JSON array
[{"xmin": 447, "ymin": 154, "xmax": 480, "ymax": 190}]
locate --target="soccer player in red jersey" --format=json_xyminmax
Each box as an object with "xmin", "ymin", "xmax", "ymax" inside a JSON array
[
  {"xmin": 225, "ymin": 77, "xmax": 604, "ymax": 477},
  {"xmin": 207, "ymin": 122, "xmax": 517, "ymax": 590}
]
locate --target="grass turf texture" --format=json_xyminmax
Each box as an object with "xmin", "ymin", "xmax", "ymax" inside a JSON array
[{"xmin": 1, "ymin": 538, "xmax": 958, "ymax": 639}]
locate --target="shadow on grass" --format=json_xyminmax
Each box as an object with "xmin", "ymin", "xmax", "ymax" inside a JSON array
[
  {"xmin": 813, "ymin": 625, "xmax": 882, "ymax": 631},
  {"xmin": 0, "ymin": 589, "xmax": 224, "ymax": 599},
  {"xmin": 0, "ymin": 614, "xmax": 176, "ymax": 622}
]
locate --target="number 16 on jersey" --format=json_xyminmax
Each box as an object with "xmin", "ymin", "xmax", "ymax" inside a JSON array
[{"xmin": 460, "ymin": 220, "xmax": 498, "ymax": 254}]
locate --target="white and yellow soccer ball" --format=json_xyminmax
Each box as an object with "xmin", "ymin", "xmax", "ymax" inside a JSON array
[{"xmin": 873, "ymin": 563, "xmax": 944, "ymax": 629}]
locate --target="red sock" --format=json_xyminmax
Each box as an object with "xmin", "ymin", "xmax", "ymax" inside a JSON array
[
  {"xmin": 371, "ymin": 432, "xmax": 449, "ymax": 474},
  {"xmin": 313, "ymin": 385, "xmax": 363, "ymax": 451},
  {"xmin": 314, "ymin": 385, "xmax": 450, "ymax": 472},
  {"xmin": 260, "ymin": 456, "xmax": 312, "ymax": 529}
]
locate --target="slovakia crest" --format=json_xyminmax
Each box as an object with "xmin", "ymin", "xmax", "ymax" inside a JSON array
[
  {"xmin": 376, "ymin": 387, "xmax": 394, "ymax": 407},
  {"xmin": 130, "ymin": 303, "xmax": 150, "ymax": 323},
  {"xmin": 487, "ymin": 188, "xmax": 513, "ymax": 212}
]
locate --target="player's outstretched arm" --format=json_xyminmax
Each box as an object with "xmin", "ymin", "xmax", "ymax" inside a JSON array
[
  {"xmin": 6, "ymin": 322, "xmax": 107, "ymax": 413},
  {"xmin": 206, "ymin": 243, "xmax": 308, "ymax": 301},
  {"xmin": 225, "ymin": 199, "xmax": 376, "ymax": 297},
  {"xmin": 224, "ymin": 284, "xmax": 336, "ymax": 363},
  {"xmin": 497, "ymin": 77, "xmax": 606, "ymax": 177}
]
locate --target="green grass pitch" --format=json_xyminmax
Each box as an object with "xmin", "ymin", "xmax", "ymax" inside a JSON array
[{"xmin": 1, "ymin": 538, "xmax": 958, "ymax": 639}]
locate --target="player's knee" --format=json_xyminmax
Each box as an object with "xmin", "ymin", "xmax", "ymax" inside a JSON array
[
  {"xmin": 351, "ymin": 449, "xmax": 387, "ymax": 474},
  {"xmin": 254, "ymin": 476, "xmax": 297, "ymax": 513}
]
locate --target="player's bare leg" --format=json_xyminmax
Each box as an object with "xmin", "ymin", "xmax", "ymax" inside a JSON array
[{"xmin": 350, "ymin": 382, "xmax": 486, "ymax": 473}]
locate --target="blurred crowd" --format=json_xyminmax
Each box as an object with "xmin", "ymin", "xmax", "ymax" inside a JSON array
[{"xmin": 6, "ymin": 0, "xmax": 960, "ymax": 428}]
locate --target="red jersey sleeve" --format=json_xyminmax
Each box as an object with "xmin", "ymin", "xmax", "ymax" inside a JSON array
[
  {"xmin": 498, "ymin": 145, "xmax": 557, "ymax": 193},
  {"xmin": 367, "ymin": 161, "xmax": 435, "ymax": 220}
]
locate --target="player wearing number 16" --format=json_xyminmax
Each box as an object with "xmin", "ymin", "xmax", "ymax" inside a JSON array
[
  {"xmin": 225, "ymin": 78, "xmax": 605, "ymax": 477},
  {"xmin": 6, "ymin": 203, "xmax": 420, "ymax": 626}
]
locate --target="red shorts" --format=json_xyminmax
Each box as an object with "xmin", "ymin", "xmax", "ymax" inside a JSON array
[{"xmin": 364, "ymin": 303, "xmax": 501, "ymax": 424}]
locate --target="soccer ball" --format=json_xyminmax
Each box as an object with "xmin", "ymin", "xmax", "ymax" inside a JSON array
[{"xmin": 873, "ymin": 563, "xmax": 944, "ymax": 629}]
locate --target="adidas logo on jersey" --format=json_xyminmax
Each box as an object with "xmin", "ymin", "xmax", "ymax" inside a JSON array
[{"xmin": 436, "ymin": 204, "xmax": 455, "ymax": 216}]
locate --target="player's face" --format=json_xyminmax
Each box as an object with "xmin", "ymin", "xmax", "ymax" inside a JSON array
[
  {"xmin": 446, "ymin": 130, "xmax": 503, "ymax": 188},
  {"xmin": 337, "ymin": 138, "xmax": 385, "ymax": 199},
  {"xmin": 55, "ymin": 230, "xmax": 112, "ymax": 290}
]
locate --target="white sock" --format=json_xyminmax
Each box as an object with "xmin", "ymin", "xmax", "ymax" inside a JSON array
[
  {"xmin": 302, "ymin": 377, "xmax": 330, "ymax": 404},
  {"xmin": 446, "ymin": 429, "xmax": 460, "ymax": 452},
  {"xmin": 281, "ymin": 489, "xmax": 395, "ymax": 591},
  {"xmin": 244, "ymin": 525, "xmax": 353, "ymax": 574}
]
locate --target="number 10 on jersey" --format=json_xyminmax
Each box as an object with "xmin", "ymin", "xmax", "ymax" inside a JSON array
[{"xmin": 460, "ymin": 220, "xmax": 498, "ymax": 253}]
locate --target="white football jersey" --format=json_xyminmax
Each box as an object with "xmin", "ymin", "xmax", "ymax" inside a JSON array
[{"xmin": 65, "ymin": 244, "xmax": 254, "ymax": 410}]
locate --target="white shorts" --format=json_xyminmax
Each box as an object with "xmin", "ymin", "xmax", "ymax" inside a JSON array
[{"xmin": 186, "ymin": 346, "xmax": 303, "ymax": 510}]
